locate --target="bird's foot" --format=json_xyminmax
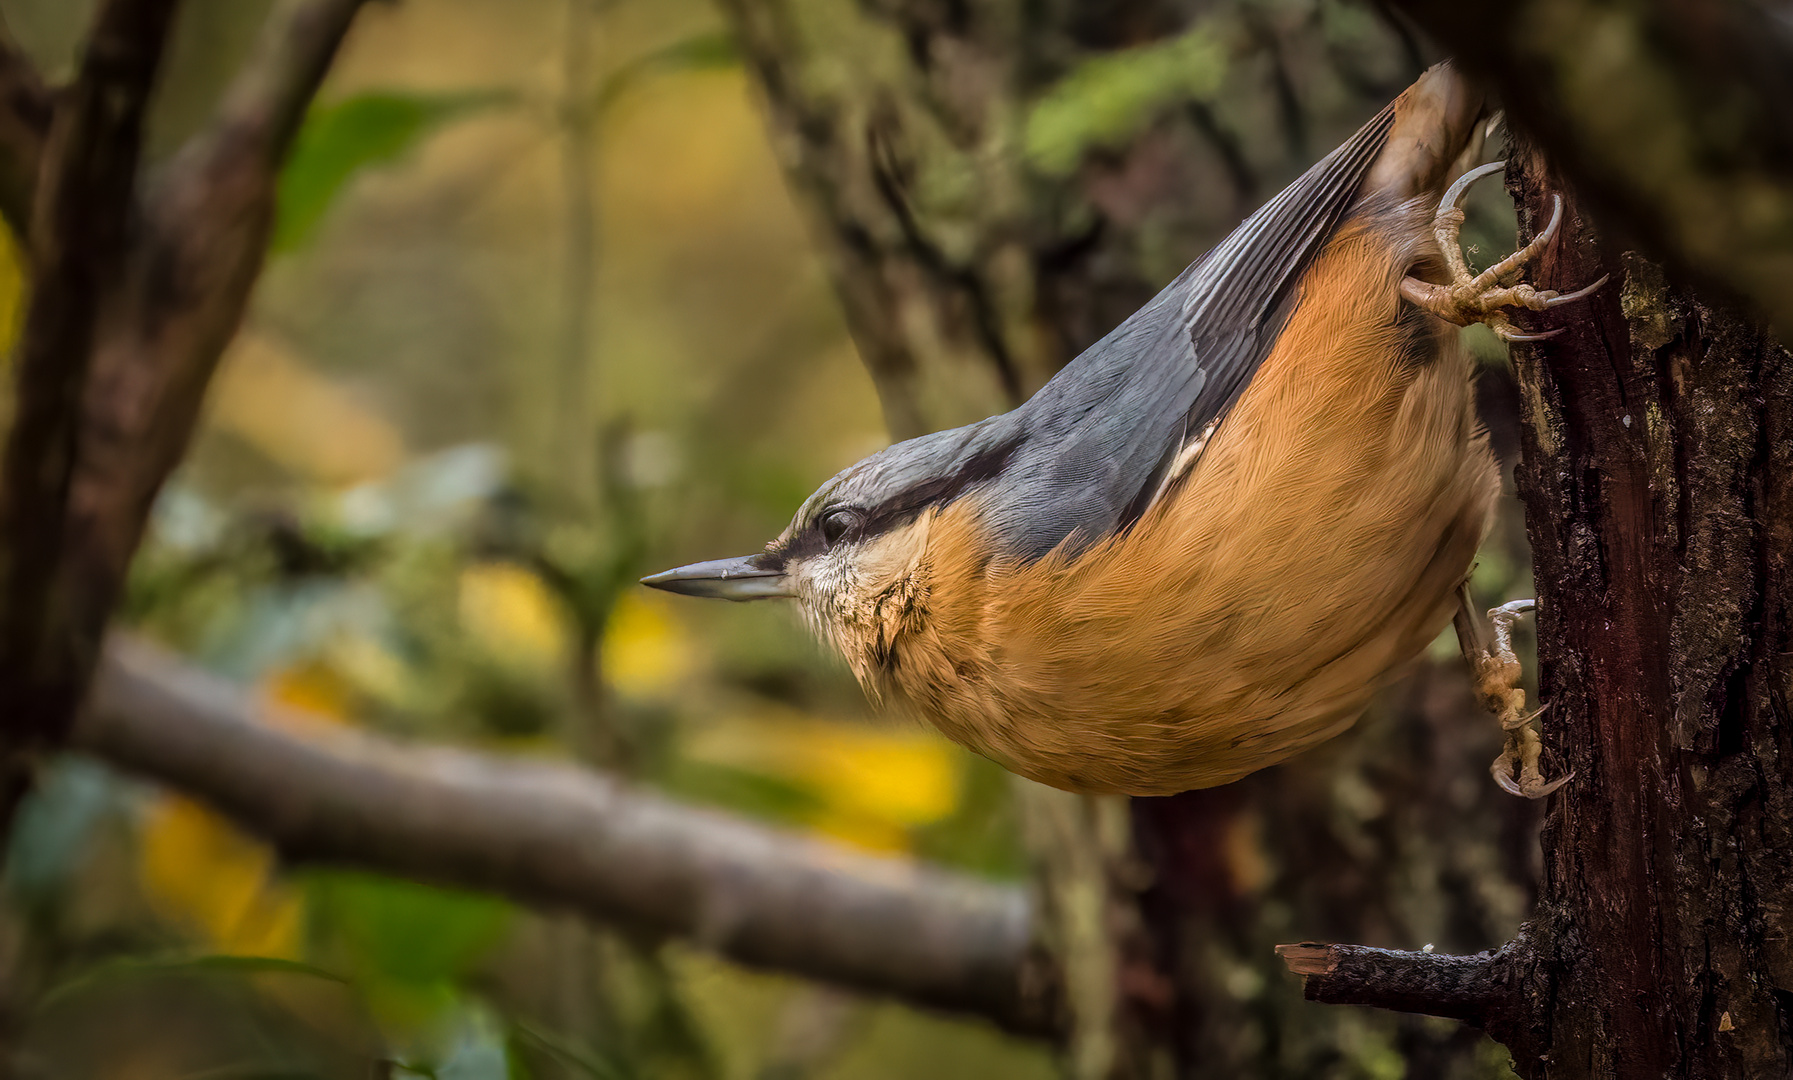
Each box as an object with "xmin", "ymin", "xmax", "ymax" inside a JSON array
[
  {"xmin": 1399, "ymin": 161, "xmax": 1609, "ymax": 343},
  {"xmin": 1453, "ymin": 589, "xmax": 1572, "ymax": 799}
]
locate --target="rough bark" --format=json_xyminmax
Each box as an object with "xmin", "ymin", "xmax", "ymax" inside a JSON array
[
  {"xmin": 1499, "ymin": 133, "xmax": 1793, "ymax": 1079},
  {"xmin": 712, "ymin": 0, "xmax": 1407, "ymax": 440},
  {"xmin": 1278, "ymin": 138, "xmax": 1793, "ymax": 1080}
]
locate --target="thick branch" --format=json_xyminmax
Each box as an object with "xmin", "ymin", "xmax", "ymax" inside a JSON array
[
  {"xmin": 58, "ymin": 0, "xmax": 375, "ymax": 635},
  {"xmin": 0, "ymin": 0, "xmax": 373, "ymax": 855},
  {"xmin": 75, "ymin": 637, "xmax": 1058, "ymax": 1036},
  {"xmin": 1274, "ymin": 943, "xmax": 1512, "ymax": 1025},
  {"xmin": 0, "ymin": 0, "xmax": 180, "ymax": 780}
]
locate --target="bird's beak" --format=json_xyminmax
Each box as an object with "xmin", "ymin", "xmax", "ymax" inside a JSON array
[{"xmin": 640, "ymin": 555, "xmax": 793, "ymax": 601}]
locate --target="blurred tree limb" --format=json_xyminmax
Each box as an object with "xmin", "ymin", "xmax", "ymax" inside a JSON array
[
  {"xmin": 1389, "ymin": 0, "xmax": 1793, "ymax": 332},
  {"xmin": 0, "ymin": 28, "xmax": 49, "ymax": 239},
  {"xmin": 77, "ymin": 635, "xmax": 1061, "ymax": 1037},
  {"xmin": 0, "ymin": 0, "xmax": 374, "ymax": 856}
]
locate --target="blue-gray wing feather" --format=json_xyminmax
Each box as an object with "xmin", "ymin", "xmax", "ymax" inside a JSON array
[{"xmin": 968, "ymin": 100, "xmax": 1400, "ymax": 560}]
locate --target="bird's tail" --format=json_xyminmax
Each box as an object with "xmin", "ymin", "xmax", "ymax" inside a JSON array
[{"xmin": 1363, "ymin": 61, "xmax": 1490, "ymax": 203}]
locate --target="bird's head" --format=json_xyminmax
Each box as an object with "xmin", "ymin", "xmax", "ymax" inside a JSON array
[{"xmin": 642, "ymin": 420, "xmax": 1020, "ymax": 679}]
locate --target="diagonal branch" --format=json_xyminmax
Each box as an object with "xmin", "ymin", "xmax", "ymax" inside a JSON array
[
  {"xmin": 202, "ymin": 0, "xmax": 371, "ymax": 169},
  {"xmin": 60, "ymin": 0, "xmax": 376, "ymax": 627},
  {"xmin": 0, "ymin": 0, "xmax": 181, "ymax": 809},
  {"xmin": 76, "ymin": 637, "xmax": 1061, "ymax": 1037}
]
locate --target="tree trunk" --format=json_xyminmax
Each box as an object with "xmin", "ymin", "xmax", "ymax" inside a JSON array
[{"xmin": 1493, "ymin": 135, "xmax": 1793, "ymax": 1078}]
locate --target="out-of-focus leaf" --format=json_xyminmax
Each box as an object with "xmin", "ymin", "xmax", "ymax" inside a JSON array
[
  {"xmin": 601, "ymin": 591, "xmax": 695, "ymax": 701},
  {"xmin": 211, "ymin": 331, "xmax": 407, "ymax": 484},
  {"xmin": 0, "ymin": 223, "xmax": 25, "ymax": 365},
  {"xmin": 659, "ymin": 760, "xmax": 828, "ymax": 826},
  {"xmin": 459, "ymin": 562, "xmax": 568, "ymax": 676},
  {"xmin": 179, "ymin": 1066, "xmax": 328, "ymax": 1080},
  {"xmin": 275, "ymin": 90, "xmax": 511, "ymax": 253},
  {"xmin": 37, "ymin": 953, "xmax": 346, "ymax": 1013},
  {"xmin": 139, "ymin": 796, "xmax": 306, "ymax": 959},
  {"xmin": 510, "ymin": 1022, "xmax": 630, "ymax": 1080},
  {"xmin": 594, "ymin": 32, "xmax": 738, "ymax": 115},
  {"xmin": 1024, "ymin": 27, "xmax": 1227, "ymax": 174},
  {"xmin": 307, "ymin": 871, "xmax": 511, "ymax": 989},
  {"xmin": 681, "ymin": 713, "xmax": 964, "ymax": 852},
  {"xmin": 438, "ymin": 1008, "xmax": 514, "ymax": 1080}
]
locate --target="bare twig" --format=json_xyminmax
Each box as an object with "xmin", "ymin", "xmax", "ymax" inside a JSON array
[
  {"xmin": 1275, "ymin": 943, "xmax": 1512, "ymax": 1025},
  {"xmin": 76, "ymin": 637, "xmax": 1060, "ymax": 1036}
]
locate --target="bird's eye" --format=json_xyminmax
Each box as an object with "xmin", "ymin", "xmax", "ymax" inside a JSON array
[{"xmin": 819, "ymin": 507, "xmax": 862, "ymax": 547}]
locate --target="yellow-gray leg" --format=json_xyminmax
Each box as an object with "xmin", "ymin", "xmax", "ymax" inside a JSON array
[
  {"xmin": 1453, "ymin": 584, "xmax": 1571, "ymax": 799},
  {"xmin": 1401, "ymin": 161, "xmax": 1609, "ymax": 342}
]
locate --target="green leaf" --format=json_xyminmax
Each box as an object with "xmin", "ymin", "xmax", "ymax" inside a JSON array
[
  {"xmin": 275, "ymin": 90, "xmax": 512, "ymax": 253},
  {"xmin": 1024, "ymin": 28, "xmax": 1228, "ymax": 175},
  {"xmin": 307, "ymin": 870, "xmax": 512, "ymax": 987},
  {"xmin": 510, "ymin": 1022, "xmax": 632, "ymax": 1080},
  {"xmin": 593, "ymin": 32, "xmax": 738, "ymax": 114},
  {"xmin": 37, "ymin": 953, "xmax": 347, "ymax": 1013}
]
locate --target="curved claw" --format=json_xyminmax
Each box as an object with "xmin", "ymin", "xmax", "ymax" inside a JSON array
[
  {"xmin": 1533, "ymin": 194, "xmax": 1564, "ymax": 250},
  {"xmin": 1542, "ymin": 273, "xmax": 1611, "ymax": 308},
  {"xmin": 1439, "ymin": 160, "xmax": 1506, "ymax": 214},
  {"xmin": 1528, "ymin": 770, "xmax": 1575, "ymax": 799},
  {"xmin": 1491, "ymin": 758, "xmax": 1525, "ymax": 797},
  {"xmin": 1496, "ymin": 325, "xmax": 1564, "ymax": 343},
  {"xmin": 1491, "ymin": 755, "xmax": 1574, "ymax": 799}
]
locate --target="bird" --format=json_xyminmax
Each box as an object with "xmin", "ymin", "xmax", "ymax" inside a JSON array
[{"xmin": 643, "ymin": 62, "xmax": 1600, "ymax": 797}]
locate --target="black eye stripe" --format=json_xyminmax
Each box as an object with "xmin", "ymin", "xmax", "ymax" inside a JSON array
[{"xmin": 763, "ymin": 431, "xmax": 1025, "ymax": 565}]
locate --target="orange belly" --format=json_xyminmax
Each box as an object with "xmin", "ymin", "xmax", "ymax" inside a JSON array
[{"xmin": 870, "ymin": 208, "xmax": 1499, "ymax": 795}]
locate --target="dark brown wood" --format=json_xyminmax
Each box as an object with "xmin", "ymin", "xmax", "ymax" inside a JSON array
[
  {"xmin": 0, "ymin": 30, "xmax": 51, "ymax": 239},
  {"xmin": 0, "ymin": 0, "xmax": 182, "ymax": 832},
  {"xmin": 1266, "ymin": 139, "xmax": 1793, "ymax": 1078},
  {"xmin": 0, "ymin": 0, "xmax": 374, "ymax": 853},
  {"xmin": 1496, "ymin": 134, "xmax": 1793, "ymax": 1080},
  {"xmin": 1276, "ymin": 943, "xmax": 1508, "ymax": 1023}
]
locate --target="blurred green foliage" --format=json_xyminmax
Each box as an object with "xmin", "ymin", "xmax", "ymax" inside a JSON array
[
  {"xmin": 276, "ymin": 91, "xmax": 515, "ymax": 253},
  {"xmin": 1025, "ymin": 28, "xmax": 1228, "ymax": 174}
]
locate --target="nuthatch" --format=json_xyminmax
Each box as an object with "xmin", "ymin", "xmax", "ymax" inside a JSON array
[{"xmin": 645, "ymin": 63, "xmax": 1600, "ymax": 796}]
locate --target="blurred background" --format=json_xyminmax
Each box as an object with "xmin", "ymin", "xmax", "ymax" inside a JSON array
[{"xmin": 0, "ymin": 0, "xmax": 1542, "ymax": 1076}]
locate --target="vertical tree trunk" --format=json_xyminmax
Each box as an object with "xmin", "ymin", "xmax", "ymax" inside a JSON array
[{"xmin": 1491, "ymin": 137, "xmax": 1793, "ymax": 1078}]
